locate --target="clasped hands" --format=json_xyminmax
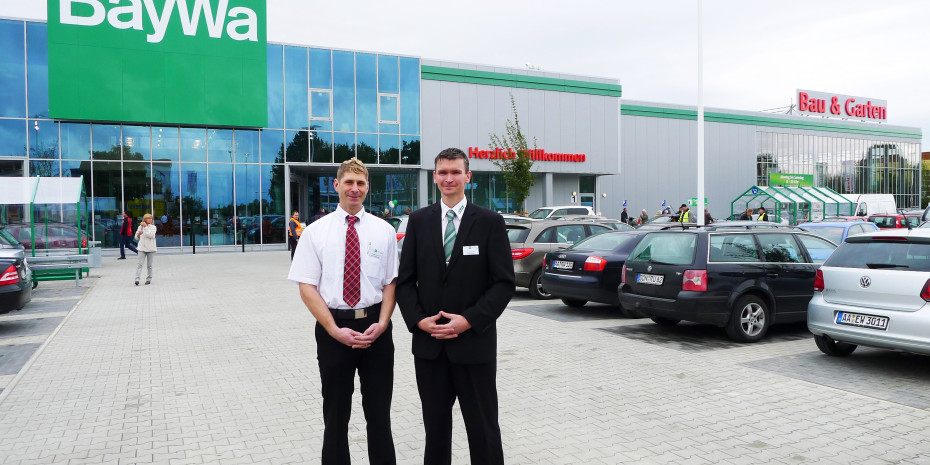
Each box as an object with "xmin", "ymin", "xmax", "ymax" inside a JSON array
[
  {"xmin": 418, "ymin": 311, "xmax": 471, "ymax": 339},
  {"xmin": 331, "ymin": 322, "xmax": 386, "ymax": 349}
]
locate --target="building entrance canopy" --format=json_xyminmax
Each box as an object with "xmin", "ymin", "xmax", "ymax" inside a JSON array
[{"xmin": 730, "ymin": 185, "xmax": 854, "ymax": 225}]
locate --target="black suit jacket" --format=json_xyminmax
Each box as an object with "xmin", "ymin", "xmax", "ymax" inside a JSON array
[{"xmin": 396, "ymin": 202, "xmax": 515, "ymax": 364}]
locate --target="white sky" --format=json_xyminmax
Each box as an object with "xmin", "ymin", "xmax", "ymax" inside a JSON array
[{"xmin": 6, "ymin": 0, "xmax": 928, "ymax": 146}]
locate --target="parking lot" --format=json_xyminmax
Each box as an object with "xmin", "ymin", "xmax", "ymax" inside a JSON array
[{"xmin": 0, "ymin": 251, "xmax": 929, "ymax": 464}]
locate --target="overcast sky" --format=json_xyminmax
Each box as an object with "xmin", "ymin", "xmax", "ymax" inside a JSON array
[{"xmin": 6, "ymin": 0, "xmax": 928, "ymax": 146}]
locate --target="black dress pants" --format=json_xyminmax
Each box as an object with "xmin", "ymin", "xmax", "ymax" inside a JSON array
[
  {"xmin": 414, "ymin": 349, "xmax": 504, "ymax": 465},
  {"xmin": 315, "ymin": 310, "xmax": 395, "ymax": 465},
  {"xmin": 288, "ymin": 235, "xmax": 298, "ymax": 261}
]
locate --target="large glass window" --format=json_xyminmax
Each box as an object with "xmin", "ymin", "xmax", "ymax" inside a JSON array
[
  {"xmin": 0, "ymin": 20, "xmax": 25, "ymax": 118},
  {"xmin": 260, "ymin": 163, "xmax": 285, "ymax": 244},
  {"xmin": 260, "ymin": 129, "xmax": 284, "ymax": 164},
  {"xmin": 267, "ymin": 44, "xmax": 284, "ymax": 129},
  {"xmin": 123, "ymin": 161, "xmax": 152, "ymax": 224},
  {"xmin": 122, "ymin": 126, "xmax": 150, "ymax": 161},
  {"xmin": 399, "ymin": 57, "xmax": 420, "ymax": 135},
  {"xmin": 61, "ymin": 123, "xmax": 91, "ymax": 160},
  {"xmin": 29, "ymin": 159, "xmax": 59, "ymax": 177},
  {"xmin": 92, "ymin": 125, "xmax": 121, "ymax": 160},
  {"xmin": 333, "ymin": 51, "xmax": 355, "ymax": 132},
  {"xmin": 311, "ymin": 91, "xmax": 331, "ymax": 120},
  {"xmin": 0, "ymin": 119, "xmax": 26, "ymax": 157},
  {"xmin": 26, "ymin": 22, "xmax": 48, "ymax": 119},
  {"xmin": 356, "ymin": 133, "xmax": 377, "ymax": 165},
  {"xmin": 152, "ymin": 162, "xmax": 181, "ymax": 246},
  {"xmin": 180, "ymin": 128, "xmax": 207, "ymax": 162},
  {"xmin": 378, "ymin": 55, "xmax": 399, "ymax": 94},
  {"xmin": 356, "ymin": 53, "xmax": 377, "ymax": 133},
  {"xmin": 309, "ymin": 48, "xmax": 331, "ymax": 89},
  {"xmin": 152, "ymin": 127, "xmax": 179, "ymax": 161},
  {"xmin": 285, "ymin": 130, "xmax": 308, "ymax": 163},
  {"xmin": 284, "ymin": 46, "xmax": 308, "ymax": 129},
  {"xmin": 30, "ymin": 120, "xmax": 58, "ymax": 159},
  {"xmin": 401, "ymin": 135, "xmax": 420, "ymax": 165},
  {"xmin": 334, "ymin": 132, "xmax": 355, "ymax": 163},
  {"xmin": 310, "ymin": 131, "xmax": 333, "ymax": 163},
  {"xmin": 208, "ymin": 163, "xmax": 234, "ymax": 245},
  {"xmin": 180, "ymin": 163, "xmax": 207, "ymax": 247},
  {"xmin": 207, "ymin": 129, "xmax": 234, "ymax": 163},
  {"xmin": 235, "ymin": 130, "xmax": 259, "ymax": 164},
  {"xmin": 379, "ymin": 134, "xmax": 399, "ymax": 164},
  {"xmin": 92, "ymin": 161, "xmax": 122, "ymax": 247},
  {"xmin": 236, "ymin": 163, "xmax": 260, "ymax": 245}
]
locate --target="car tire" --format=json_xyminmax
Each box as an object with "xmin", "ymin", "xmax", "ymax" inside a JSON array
[
  {"xmin": 725, "ymin": 295, "xmax": 770, "ymax": 342},
  {"xmin": 651, "ymin": 316, "xmax": 680, "ymax": 326},
  {"xmin": 528, "ymin": 269, "xmax": 554, "ymax": 299},
  {"xmin": 814, "ymin": 334, "xmax": 857, "ymax": 357},
  {"xmin": 561, "ymin": 298, "xmax": 587, "ymax": 307}
]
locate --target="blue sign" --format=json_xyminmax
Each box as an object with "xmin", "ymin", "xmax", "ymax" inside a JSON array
[
  {"xmin": 662, "ymin": 200, "xmax": 667, "ymax": 207},
  {"xmin": 623, "ymin": 200, "xmax": 627, "ymax": 207},
  {"xmin": 751, "ymin": 187, "xmax": 760, "ymax": 195}
]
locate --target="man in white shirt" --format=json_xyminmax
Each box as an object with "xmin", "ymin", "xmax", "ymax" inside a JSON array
[{"xmin": 288, "ymin": 157, "xmax": 398, "ymax": 465}]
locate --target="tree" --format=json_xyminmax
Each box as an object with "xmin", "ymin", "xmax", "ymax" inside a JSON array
[{"xmin": 489, "ymin": 94, "xmax": 535, "ymax": 213}]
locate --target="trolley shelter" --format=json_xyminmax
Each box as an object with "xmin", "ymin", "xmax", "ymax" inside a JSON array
[
  {"xmin": 730, "ymin": 185, "xmax": 854, "ymax": 224},
  {"xmin": 0, "ymin": 176, "xmax": 90, "ymax": 256}
]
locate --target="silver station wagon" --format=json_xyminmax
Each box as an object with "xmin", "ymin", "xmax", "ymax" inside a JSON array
[{"xmin": 808, "ymin": 229, "xmax": 930, "ymax": 356}]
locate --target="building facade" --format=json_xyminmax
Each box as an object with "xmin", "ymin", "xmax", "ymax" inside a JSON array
[{"xmin": 0, "ymin": 14, "xmax": 922, "ymax": 252}]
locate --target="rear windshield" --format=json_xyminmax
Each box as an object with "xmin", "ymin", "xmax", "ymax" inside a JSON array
[
  {"xmin": 627, "ymin": 233, "xmax": 696, "ymax": 265},
  {"xmin": 802, "ymin": 226, "xmax": 844, "ymax": 244},
  {"xmin": 507, "ymin": 227, "xmax": 530, "ymax": 243},
  {"xmin": 570, "ymin": 233, "xmax": 634, "ymax": 252},
  {"xmin": 870, "ymin": 216, "xmax": 898, "ymax": 228},
  {"xmin": 825, "ymin": 241, "xmax": 930, "ymax": 271}
]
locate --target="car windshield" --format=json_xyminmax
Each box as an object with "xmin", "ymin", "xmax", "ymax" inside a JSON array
[
  {"xmin": 570, "ymin": 233, "xmax": 634, "ymax": 252},
  {"xmin": 802, "ymin": 226, "xmax": 845, "ymax": 244},
  {"xmin": 826, "ymin": 241, "xmax": 930, "ymax": 271},
  {"xmin": 528, "ymin": 209, "xmax": 551, "ymax": 219},
  {"xmin": 627, "ymin": 233, "xmax": 696, "ymax": 265},
  {"xmin": 507, "ymin": 227, "xmax": 530, "ymax": 242}
]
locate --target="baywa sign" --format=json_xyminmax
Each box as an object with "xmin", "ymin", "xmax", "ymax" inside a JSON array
[
  {"xmin": 59, "ymin": 0, "xmax": 259, "ymax": 43},
  {"xmin": 49, "ymin": 0, "xmax": 268, "ymax": 127}
]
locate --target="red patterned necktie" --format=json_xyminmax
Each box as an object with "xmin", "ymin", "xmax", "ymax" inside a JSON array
[{"xmin": 343, "ymin": 215, "xmax": 361, "ymax": 307}]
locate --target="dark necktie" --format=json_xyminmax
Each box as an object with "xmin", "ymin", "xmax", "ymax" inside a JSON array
[{"xmin": 343, "ymin": 215, "xmax": 360, "ymax": 307}]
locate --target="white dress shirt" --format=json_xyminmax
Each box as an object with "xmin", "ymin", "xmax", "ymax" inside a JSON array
[
  {"xmin": 288, "ymin": 206, "xmax": 398, "ymax": 309},
  {"xmin": 440, "ymin": 197, "xmax": 467, "ymax": 243}
]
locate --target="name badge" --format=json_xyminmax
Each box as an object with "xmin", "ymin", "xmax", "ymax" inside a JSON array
[
  {"xmin": 367, "ymin": 243, "xmax": 384, "ymax": 260},
  {"xmin": 463, "ymin": 245, "xmax": 479, "ymax": 256}
]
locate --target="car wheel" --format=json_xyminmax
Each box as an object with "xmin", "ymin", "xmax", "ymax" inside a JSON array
[
  {"xmin": 528, "ymin": 269, "xmax": 554, "ymax": 299},
  {"xmin": 651, "ymin": 316, "xmax": 680, "ymax": 326},
  {"xmin": 813, "ymin": 334, "xmax": 857, "ymax": 357},
  {"xmin": 725, "ymin": 295, "xmax": 770, "ymax": 342},
  {"xmin": 561, "ymin": 298, "xmax": 587, "ymax": 307}
]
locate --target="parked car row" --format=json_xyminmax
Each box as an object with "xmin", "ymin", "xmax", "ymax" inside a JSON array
[{"xmin": 0, "ymin": 228, "xmax": 32, "ymax": 313}]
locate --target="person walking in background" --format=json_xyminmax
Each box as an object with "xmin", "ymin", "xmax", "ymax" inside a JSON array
[
  {"xmin": 704, "ymin": 207, "xmax": 714, "ymax": 224},
  {"xmin": 311, "ymin": 207, "xmax": 326, "ymax": 224},
  {"xmin": 134, "ymin": 213, "xmax": 157, "ymax": 285},
  {"xmin": 397, "ymin": 148, "xmax": 515, "ymax": 465},
  {"xmin": 757, "ymin": 206, "xmax": 771, "ymax": 221},
  {"xmin": 620, "ymin": 207, "xmax": 629, "ymax": 224},
  {"xmin": 288, "ymin": 211, "xmax": 302, "ymax": 261},
  {"xmin": 289, "ymin": 158, "xmax": 399, "ymax": 465},
  {"xmin": 739, "ymin": 207, "xmax": 753, "ymax": 220},
  {"xmin": 118, "ymin": 211, "xmax": 138, "ymax": 260}
]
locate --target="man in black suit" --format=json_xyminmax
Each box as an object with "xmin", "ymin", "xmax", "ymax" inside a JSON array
[{"xmin": 397, "ymin": 148, "xmax": 515, "ymax": 465}]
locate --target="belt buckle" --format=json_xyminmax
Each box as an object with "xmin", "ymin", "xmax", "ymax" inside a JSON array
[{"xmin": 354, "ymin": 308, "xmax": 367, "ymax": 319}]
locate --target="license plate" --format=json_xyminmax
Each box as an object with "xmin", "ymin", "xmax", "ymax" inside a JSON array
[
  {"xmin": 636, "ymin": 273, "xmax": 664, "ymax": 285},
  {"xmin": 552, "ymin": 260, "xmax": 573, "ymax": 270},
  {"xmin": 835, "ymin": 311, "xmax": 889, "ymax": 331}
]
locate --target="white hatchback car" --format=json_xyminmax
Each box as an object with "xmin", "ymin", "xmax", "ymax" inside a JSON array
[{"xmin": 808, "ymin": 229, "xmax": 930, "ymax": 356}]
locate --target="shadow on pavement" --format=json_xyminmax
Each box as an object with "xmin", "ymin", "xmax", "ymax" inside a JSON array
[
  {"xmin": 509, "ymin": 302, "xmax": 629, "ymax": 322},
  {"xmin": 597, "ymin": 321, "xmax": 811, "ymax": 353}
]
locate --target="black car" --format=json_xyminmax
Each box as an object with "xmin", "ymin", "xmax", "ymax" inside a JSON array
[
  {"xmin": 619, "ymin": 229, "xmax": 837, "ymax": 342},
  {"xmin": 541, "ymin": 230, "xmax": 647, "ymax": 314},
  {"xmin": 0, "ymin": 256, "xmax": 32, "ymax": 313}
]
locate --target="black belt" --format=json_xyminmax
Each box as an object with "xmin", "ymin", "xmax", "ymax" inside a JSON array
[{"xmin": 330, "ymin": 303, "xmax": 380, "ymax": 320}]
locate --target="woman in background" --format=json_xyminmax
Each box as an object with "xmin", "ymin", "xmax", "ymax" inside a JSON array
[{"xmin": 134, "ymin": 213, "xmax": 158, "ymax": 285}]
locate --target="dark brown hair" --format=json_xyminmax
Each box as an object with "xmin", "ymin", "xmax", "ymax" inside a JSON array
[{"xmin": 434, "ymin": 147, "xmax": 469, "ymax": 172}]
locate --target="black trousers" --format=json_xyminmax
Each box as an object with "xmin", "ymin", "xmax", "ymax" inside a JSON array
[
  {"xmin": 316, "ymin": 310, "xmax": 395, "ymax": 465},
  {"xmin": 288, "ymin": 235, "xmax": 298, "ymax": 261},
  {"xmin": 414, "ymin": 350, "xmax": 503, "ymax": 465}
]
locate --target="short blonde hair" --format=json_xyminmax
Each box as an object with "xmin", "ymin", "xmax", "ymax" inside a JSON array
[{"xmin": 336, "ymin": 157, "xmax": 368, "ymax": 180}]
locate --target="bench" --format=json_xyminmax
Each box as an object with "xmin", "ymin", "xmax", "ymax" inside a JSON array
[{"xmin": 27, "ymin": 253, "xmax": 99, "ymax": 287}]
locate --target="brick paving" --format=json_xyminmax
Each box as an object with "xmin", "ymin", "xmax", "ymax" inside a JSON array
[{"xmin": 0, "ymin": 251, "xmax": 928, "ymax": 464}]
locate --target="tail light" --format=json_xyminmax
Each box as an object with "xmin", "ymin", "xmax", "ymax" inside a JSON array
[
  {"xmin": 0, "ymin": 264, "xmax": 20, "ymax": 285},
  {"xmin": 814, "ymin": 269, "xmax": 825, "ymax": 292},
  {"xmin": 82, "ymin": 237, "xmax": 87, "ymax": 247},
  {"xmin": 920, "ymin": 278, "xmax": 930, "ymax": 302},
  {"xmin": 682, "ymin": 269, "xmax": 707, "ymax": 292},
  {"xmin": 583, "ymin": 255, "xmax": 607, "ymax": 272},
  {"xmin": 542, "ymin": 256, "xmax": 547, "ymax": 268},
  {"xmin": 621, "ymin": 264, "xmax": 627, "ymax": 284},
  {"xmin": 511, "ymin": 248, "xmax": 534, "ymax": 260},
  {"xmin": 396, "ymin": 233, "xmax": 406, "ymax": 241}
]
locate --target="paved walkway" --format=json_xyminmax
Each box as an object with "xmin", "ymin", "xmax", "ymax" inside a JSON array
[{"xmin": 0, "ymin": 251, "xmax": 929, "ymax": 464}]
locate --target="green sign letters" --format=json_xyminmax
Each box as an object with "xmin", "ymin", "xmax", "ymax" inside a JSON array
[{"xmin": 48, "ymin": 0, "xmax": 267, "ymax": 127}]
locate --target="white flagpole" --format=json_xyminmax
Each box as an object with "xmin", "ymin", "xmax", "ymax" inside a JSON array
[{"xmin": 696, "ymin": 0, "xmax": 706, "ymax": 226}]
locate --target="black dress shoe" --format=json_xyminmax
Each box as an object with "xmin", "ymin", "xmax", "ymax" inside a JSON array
[{"xmin": 117, "ymin": 257, "xmax": 126, "ymax": 260}]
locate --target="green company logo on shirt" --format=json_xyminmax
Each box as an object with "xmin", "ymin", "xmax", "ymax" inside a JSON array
[{"xmin": 48, "ymin": 0, "xmax": 268, "ymax": 127}]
